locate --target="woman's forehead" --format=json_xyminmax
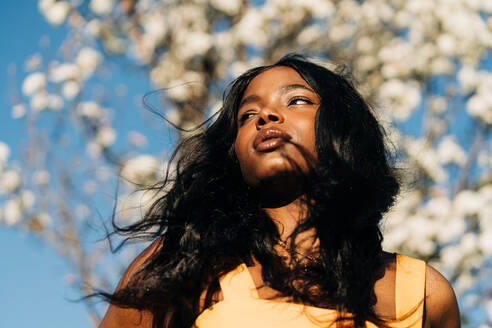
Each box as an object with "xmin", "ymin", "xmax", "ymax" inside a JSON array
[{"xmin": 242, "ymin": 66, "xmax": 311, "ymax": 98}]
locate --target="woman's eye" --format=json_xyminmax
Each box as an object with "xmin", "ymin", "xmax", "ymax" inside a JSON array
[
  {"xmin": 239, "ymin": 112, "xmax": 255, "ymax": 124},
  {"xmin": 289, "ymin": 98, "xmax": 314, "ymax": 106}
]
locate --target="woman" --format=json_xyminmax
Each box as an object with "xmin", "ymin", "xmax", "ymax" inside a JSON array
[{"xmin": 100, "ymin": 55, "xmax": 460, "ymax": 328}]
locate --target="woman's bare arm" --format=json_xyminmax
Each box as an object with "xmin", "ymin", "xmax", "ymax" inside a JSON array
[
  {"xmin": 425, "ymin": 264, "xmax": 461, "ymax": 328},
  {"xmin": 99, "ymin": 238, "xmax": 163, "ymax": 328}
]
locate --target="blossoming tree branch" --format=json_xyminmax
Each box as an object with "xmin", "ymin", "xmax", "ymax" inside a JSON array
[{"xmin": 1, "ymin": 0, "xmax": 492, "ymax": 326}]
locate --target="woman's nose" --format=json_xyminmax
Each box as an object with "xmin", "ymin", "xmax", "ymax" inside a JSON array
[{"xmin": 255, "ymin": 107, "xmax": 284, "ymax": 129}]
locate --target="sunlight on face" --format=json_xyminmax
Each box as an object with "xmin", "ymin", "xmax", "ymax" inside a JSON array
[{"xmin": 234, "ymin": 66, "xmax": 320, "ymax": 187}]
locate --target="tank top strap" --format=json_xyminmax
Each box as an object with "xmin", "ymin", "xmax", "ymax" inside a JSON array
[
  {"xmin": 219, "ymin": 263, "xmax": 260, "ymax": 300},
  {"xmin": 395, "ymin": 254, "xmax": 426, "ymax": 326}
]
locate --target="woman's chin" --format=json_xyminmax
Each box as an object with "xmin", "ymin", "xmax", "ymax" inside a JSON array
[{"xmin": 247, "ymin": 171, "xmax": 307, "ymax": 207}]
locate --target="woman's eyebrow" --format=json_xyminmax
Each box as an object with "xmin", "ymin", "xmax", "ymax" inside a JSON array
[
  {"xmin": 239, "ymin": 84, "xmax": 314, "ymax": 110},
  {"xmin": 278, "ymin": 84, "xmax": 315, "ymax": 93},
  {"xmin": 238, "ymin": 94, "xmax": 260, "ymax": 110}
]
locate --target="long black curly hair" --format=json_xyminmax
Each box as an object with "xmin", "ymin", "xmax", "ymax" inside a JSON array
[{"xmin": 102, "ymin": 54, "xmax": 400, "ymax": 328}]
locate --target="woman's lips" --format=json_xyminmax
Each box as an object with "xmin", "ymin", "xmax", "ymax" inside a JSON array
[{"xmin": 253, "ymin": 128, "xmax": 292, "ymax": 152}]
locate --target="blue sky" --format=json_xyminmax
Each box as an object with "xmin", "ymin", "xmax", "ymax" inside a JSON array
[
  {"xmin": 1, "ymin": 3, "xmax": 98, "ymax": 327},
  {"xmin": 0, "ymin": 3, "xmax": 168, "ymax": 327},
  {"xmin": 0, "ymin": 228, "xmax": 90, "ymax": 327}
]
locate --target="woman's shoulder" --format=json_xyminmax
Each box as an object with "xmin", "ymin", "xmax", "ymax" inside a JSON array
[
  {"xmin": 98, "ymin": 237, "xmax": 164, "ymax": 328},
  {"xmin": 117, "ymin": 237, "xmax": 164, "ymax": 289},
  {"xmin": 394, "ymin": 253, "xmax": 460, "ymax": 328},
  {"xmin": 423, "ymin": 262, "xmax": 460, "ymax": 328}
]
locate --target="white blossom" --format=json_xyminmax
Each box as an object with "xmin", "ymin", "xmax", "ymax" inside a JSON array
[
  {"xmin": 436, "ymin": 136, "xmax": 467, "ymax": 166},
  {"xmin": 357, "ymin": 36, "xmax": 376, "ymax": 54},
  {"xmin": 0, "ymin": 142, "xmax": 11, "ymax": 164},
  {"xmin": 48, "ymin": 94, "xmax": 64, "ymax": 111},
  {"xmin": 424, "ymin": 195, "xmax": 451, "ymax": 218},
  {"xmin": 129, "ymin": 36, "xmax": 156, "ymax": 64},
  {"xmin": 297, "ymin": 25, "xmax": 322, "ymax": 45},
  {"xmin": 405, "ymin": 138, "xmax": 447, "ymax": 182},
  {"xmin": 460, "ymin": 233, "xmax": 479, "ymax": 255},
  {"xmin": 454, "ymin": 190, "xmax": 485, "ymax": 217},
  {"xmin": 38, "ymin": 212, "xmax": 52, "ymax": 226},
  {"xmin": 486, "ymin": 299, "xmax": 492, "ymax": 323},
  {"xmin": 96, "ymin": 126, "xmax": 116, "ymax": 147},
  {"xmin": 176, "ymin": 31, "xmax": 213, "ymax": 60},
  {"xmin": 435, "ymin": 216, "xmax": 466, "ymax": 244},
  {"xmin": 76, "ymin": 47, "xmax": 102, "ymax": 77},
  {"xmin": 467, "ymin": 90, "xmax": 492, "ymax": 124},
  {"xmin": 234, "ymin": 8, "xmax": 267, "ymax": 47},
  {"xmin": 22, "ymin": 72, "xmax": 46, "ymax": 96},
  {"xmin": 95, "ymin": 166, "xmax": 112, "ymax": 182},
  {"xmin": 478, "ymin": 230, "xmax": 492, "ymax": 255},
  {"xmin": 299, "ymin": 0, "xmax": 335, "ymax": 18},
  {"xmin": 0, "ymin": 170, "xmax": 21, "ymax": 194},
  {"xmin": 458, "ymin": 66, "xmax": 480, "ymax": 92},
  {"xmin": 62, "ymin": 80, "xmax": 80, "ymax": 99},
  {"xmin": 127, "ymin": 131, "xmax": 148, "ymax": 148},
  {"xmin": 441, "ymin": 245, "xmax": 463, "ymax": 268},
  {"xmin": 30, "ymin": 92, "xmax": 49, "ymax": 112},
  {"xmin": 86, "ymin": 141, "xmax": 102, "ymax": 158},
  {"xmin": 104, "ymin": 36, "xmax": 125, "ymax": 54},
  {"xmin": 25, "ymin": 53, "xmax": 42, "ymax": 71},
  {"xmin": 166, "ymin": 72, "xmax": 206, "ymax": 102},
  {"xmin": 328, "ymin": 23, "xmax": 357, "ymax": 43},
  {"xmin": 89, "ymin": 0, "xmax": 114, "ymax": 15},
  {"xmin": 21, "ymin": 190, "xmax": 36, "ymax": 209},
  {"xmin": 50, "ymin": 63, "xmax": 80, "ymax": 82},
  {"xmin": 228, "ymin": 58, "xmax": 263, "ymax": 79},
  {"xmin": 378, "ymin": 79, "xmax": 421, "ymax": 121},
  {"xmin": 42, "ymin": 1, "xmax": 71, "ymax": 26},
  {"xmin": 378, "ymin": 41, "xmax": 412, "ymax": 67},
  {"xmin": 403, "ymin": 214, "xmax": 438, "ymax": 256},
  {"xmin": 437, "ymin": 34, "xmax": 457, "ymax": 56},
  {"xmin": 143, "ymin": 11, "xmax": 166, "ymax": 42},
  {"xmin": 11, "ymin": 104, "xmax": 27, "ymax": 119},
  {"xmin": 211, "ymin": 0, "xmax": 241, "ymax": 15},
  {"xmin": 33, "ymin": 170, "xmax": 50, "ymax": 186},
  {"xmin": 85, "ymin": 19, "xmax": 102, "ymax": 36},
  {"xmin": 386, "ymin": 191, "xmax": 422, "ymax": 222},
  {"xmin": 166, "ymin": 84, "xmax": 191, "ymax": 103},
  {"xmin": 477, "ymin": 151, "xmax": 490, "ymax": 167},
  {"xmin": 118, "ymin": 189, "xmax": 162, "ymax": 222},
  {"xmin": 164, "ymin": 108, "xmax": 180, "ymax": 125},
  {"xmin": 4, "ymin": 199, "xmax": 22, "ymax": 226},
  {"xmin": 121, "ymin": 155, "xmax": 158, "ymax": 186},
  {"xmin": 431, "ymin": 57, "xmax": 454, "ymax": 75},
  {"xmin": 429, "ymin": 97, "xmax": 447, "ymax": 114},
  {"xmin": 454, "ymin": 272, "xmax": 474, "ymax": 295},
  {"xmin": 77, "ymin": 101, "xmax": 104, "ymax": 120},
  {"xmin": 38, "ymin": 0, "xmax": 56, "ymax": 17},
  {"xmin": 478, "ymin": 199, "xmax": 492, "ymax": 232},
  {"xmin": 381, "ymin": 225, "xmax": 408, "ymax": 251}
]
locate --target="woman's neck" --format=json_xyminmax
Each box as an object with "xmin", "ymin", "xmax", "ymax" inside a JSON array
[
  {"xmin": 252, "ymin": 176, "xmax": 316, "ymax": 248},
  {"xmin": 263, "ymin": 196, "xmax": 320, "ymax": 264},
  {"xmin": 263, "ymin": 198, "xmax": 306, "ymax": 241}
]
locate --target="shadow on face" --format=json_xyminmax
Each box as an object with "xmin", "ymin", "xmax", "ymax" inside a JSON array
[{"xmin": 234, "ymin": 66, "xmax": 320, "ymax": 203}]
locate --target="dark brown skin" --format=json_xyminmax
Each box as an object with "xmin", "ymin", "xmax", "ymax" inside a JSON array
[
  {"xmin": 235, "ymin": 66, "xmax": 319, "ymax": 190},
  {"xmin": 100, "ymin": 67, "xmax": 460, "ymax": 328}
]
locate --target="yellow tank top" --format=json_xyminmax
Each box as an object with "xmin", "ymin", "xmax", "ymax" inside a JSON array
[{"xmin": 194, "ymin": 254, "xmax": 425, "ymax": 328}]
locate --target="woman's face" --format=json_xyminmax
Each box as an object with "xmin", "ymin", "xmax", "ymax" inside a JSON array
[{"xmin": 235, "ymin": 66, "xmax": 320, "ymax": 187}]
